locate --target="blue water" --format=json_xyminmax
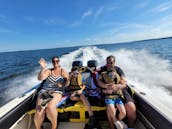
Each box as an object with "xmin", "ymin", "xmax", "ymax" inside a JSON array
[{"xmin": 0, "ymin": 37, "xmax": 172, "ymax": 107}]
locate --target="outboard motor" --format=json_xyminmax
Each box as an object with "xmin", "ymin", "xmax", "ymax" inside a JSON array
[
  {"xmin": 72, "ymin": 61, "xmax": 83, "ymax": 68},
  {"xmin": 87, "ymin": 60, "xmax": 98, "ymax": 68}
]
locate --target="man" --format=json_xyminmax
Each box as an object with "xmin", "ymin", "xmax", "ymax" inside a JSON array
[{"xmin": 97, "ymin": 55, "xmax": 136, "ymax": 128}]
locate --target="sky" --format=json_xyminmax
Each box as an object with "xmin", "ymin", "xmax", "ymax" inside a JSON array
[{"xmin": 0, "ymin": 0, "xmax": 172, "ymax": 52}]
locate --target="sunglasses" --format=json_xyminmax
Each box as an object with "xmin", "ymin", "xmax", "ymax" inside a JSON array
[
  {"xmin": 52, "ymin": 60, "xmax": 60, "ymax": 63},
  {"xmin": 107, "ymin": 62, "xmax": 114, "ymax": 65}
]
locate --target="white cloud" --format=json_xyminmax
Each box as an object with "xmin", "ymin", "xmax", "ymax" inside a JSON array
[
  {"xmin": 81, "ymin": 10, "xmax": 92, "ymax": 19},
  {"xmin": 148, "ymin": 1, "xmax": 172, "ymax": 13},
  {"xmin": 71, "ymin": 10, "xmax": 92, "ymax": 27},
  {"xmin": 92, "ymin": 4, "xmax": 118, "ymax": 23},
  {"xmin": 55, "ymin": 16, "xmax": 172, "ymax": 47},
  {"xmin": 94, "ymin": 7, "xmax": 104, "ymax": 22},
  {"xmin": 71, "ymin": 4, "xmax": 117, "ymax": 27},
  {"xmin": 74, "ymin": 14, "xmax": 172, "ymax": 46}
]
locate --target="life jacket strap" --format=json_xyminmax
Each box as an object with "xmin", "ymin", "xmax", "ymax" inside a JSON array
[{"xmin": 106, "ymin": 94, "xmax": 119, "ymax": 99}]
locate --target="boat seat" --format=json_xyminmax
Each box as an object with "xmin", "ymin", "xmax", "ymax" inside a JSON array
[{"xmin": 27, "ymin": 100, "xmax": 106, "ymax": 122}]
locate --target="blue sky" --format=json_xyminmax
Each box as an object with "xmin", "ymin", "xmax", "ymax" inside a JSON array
[{"xmin": 0, "ymin": 0, "xmax": 172, "ymax": 52}]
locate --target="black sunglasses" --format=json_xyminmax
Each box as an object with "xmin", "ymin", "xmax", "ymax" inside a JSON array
[
  {"xmin": 107, "ymin": 62, "xmax": 114, "ymax": 65},
  {"xmin": 52, "ymin": 60, "xmax": 60, "ymax": 63}
]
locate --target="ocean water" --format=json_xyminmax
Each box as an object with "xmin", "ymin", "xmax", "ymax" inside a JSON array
[{"xmin": 0, "ymin": 38, "xmax": 172, "ymax": 113}]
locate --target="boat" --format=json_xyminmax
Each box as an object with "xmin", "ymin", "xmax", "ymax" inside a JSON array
[{"xmin": 0, "ymin": 60, "xmax": 172, "ymax": 129}]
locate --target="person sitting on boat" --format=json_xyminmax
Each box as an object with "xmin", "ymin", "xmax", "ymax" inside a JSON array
[
  {"xmin": 98, "ymin": 55, "xmax": 136, "ymax": 128},
  {"xmin": 85, "ymin": 60, "xmax": 102, "ymax": 106},
  {"xmin": 98, "ymin": 58, "xmax": 127, "ymax": 129},
  {"xmin": 67, "ymin": 66, "xmax": 95, "ymax": 126},
  {"xmin": 34, "ymin": 56, "xmax": 69, "ymax": 129}
]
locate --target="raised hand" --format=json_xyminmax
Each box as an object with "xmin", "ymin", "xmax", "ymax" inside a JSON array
[{"xmin": 39, "ymin": 58, "xmax": 47, "ymax": 69}]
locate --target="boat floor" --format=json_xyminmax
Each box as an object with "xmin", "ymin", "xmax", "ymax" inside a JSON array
[
  {"xmin": 9, "ymin": 112, "xmax": 146, "ymax": 129},
  {"xmin": 29, "ymin": 121, "xmax": 109, "ymax": 129},
  {"xmin": 29, "ymin": 120, "xmax": 145, "ymax": 129}
]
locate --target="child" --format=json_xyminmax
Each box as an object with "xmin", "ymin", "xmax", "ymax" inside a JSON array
[
  {"xmin": 99, "ymin": 67, "xmax": 127, "ymax": 129},
  {"xmin": 67, "ymin": 66, "xmax": 95, "ymax": 126}
]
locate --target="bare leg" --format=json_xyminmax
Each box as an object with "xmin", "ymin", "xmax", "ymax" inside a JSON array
[
  {"xmin": 107, "ymin": 104, "xmax": 117, "ymax": 129},
  {"xmin": 125, "ymin": 101, "xmax": 136, "ymax": 127},
  {"xmin": 70, "ymin": 92, "xmax": 80, "ymax": 101},
  {"xmin": 80, "ymin": 94, "xmax": 93, "ymax": 116},
  {"xmin": 46, "ymin": 93, "xmax": 62, "ymax": 129},
  {"xmin": 116, "ymin": 104, "xmax": 126, "ymax": 120},
  {"xmin": 107, "ymin": 108, "xmax": 115, "ymax": 129},
  {"xmin": 34, "ymin": 97, "xmax": 46, "ymax": 129}
]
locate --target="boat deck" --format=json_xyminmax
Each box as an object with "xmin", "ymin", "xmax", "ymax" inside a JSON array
[
  {"xmin": 9, "ymin": 106, "xmax": 147, "ymax": 129},
  {"xmin": 30, "ymin": 122, "xmax": 109, "ymax": 129},
  {"xmin": 30, "ymin": 122, "xmax": 110, "ymax": 129},
  {"xmin": 28, "ymin": 117, "xmax": 146, "ymax": 129}
]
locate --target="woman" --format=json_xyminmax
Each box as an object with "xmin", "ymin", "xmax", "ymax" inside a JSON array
[{"xmin": 34, "ymin": 56, "xmax": 68, "ymax": 129}]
